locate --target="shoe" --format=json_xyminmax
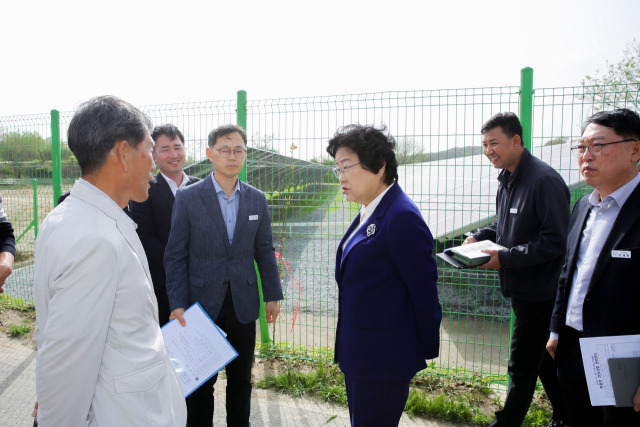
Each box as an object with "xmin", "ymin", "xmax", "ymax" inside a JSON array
[{"xmin": 546, "ymin": 419, "xmax": 571, "ymax": 427}]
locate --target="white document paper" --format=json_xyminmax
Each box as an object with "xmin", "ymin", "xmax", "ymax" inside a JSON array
[
  {"xmin": 579, "ymin": 334, "xmax": 640, "ymax": 406},
  {"xmin": 450, "ymin": 240, "xmax": 506, "ymax": 260},
  {"xmin": 162, "ymin": 302, "xmax": 238, "ymax": 397}
]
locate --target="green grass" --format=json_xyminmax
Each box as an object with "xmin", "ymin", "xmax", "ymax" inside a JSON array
[
  {"xmin": 521, "ymin": 398, "xmax": 553, "ymax": 427},
  {"xmin": 269, "ymin": 183, "xmax": 345, "ymax": 223},
  {"xmin": 255, "ymin": 357, "xmax": 553, "ymax": 427},
  {"xmin": 405, "ymin": 390, "xmax": 491, "ymax": 424},
  {"xmin": 0, "ymin": 293, "xmax": 35, "ymax": 311},
  {"xmin": 8, "ymin": 322, "xmax": 32, "ymax": 337},
  {"xmin": 256, "ymin": 341, "xmax": 335, "ymax": 361},
  {"xmin": 256, "ymin": 360, "xmax": 347, "ymax": 405}
]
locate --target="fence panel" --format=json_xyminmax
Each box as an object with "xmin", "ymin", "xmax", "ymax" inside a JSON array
[
  {"xmin": 245, "ymin": 88, "xmax": 521, "ymax": 382},
  {"xmin": 0, "ymin": 113, "xmax": 55, "ymax": 306}
]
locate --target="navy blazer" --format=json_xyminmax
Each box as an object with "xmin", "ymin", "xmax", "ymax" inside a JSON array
[
  {"xmin": 551, "ymin": 180, "xmax": 640, "ymax": 338},
  {"xmin": 164, "ymin": 174, "xmax": 283, "ymax": 324},
  {"xmin": 128, "ymin": 173, "xmax": 200, "ymax": 297},
  {"xmin": 334, "ymin": 183, "xmax": 442, "ymax": 381}
]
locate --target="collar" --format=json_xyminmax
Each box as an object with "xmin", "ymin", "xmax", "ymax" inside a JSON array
[
  {"xmin": 211, "ymin": 173, "xmax": 241, "ymax": 196},
  {"xmin": 360, "ymin": 182, "xmax": 394, "ymax": 222},
  {"xmin": 498, "ymin": 148, "xmax": 530, "ymax": 185},
  {"xmin": 160, "ymin": 171, "xmax": 189, "ymax": 189},
  {"xmin": 588, "ymin": 172, "xmax": 640, "ymax": 209},
  {"xmin": 74, "ymin": 178, "xmax": 136, "ymax": 226}
]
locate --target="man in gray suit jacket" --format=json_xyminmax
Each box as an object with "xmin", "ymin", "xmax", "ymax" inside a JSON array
[{"xmin": 165, "ymin": 123, "xmax": 283, "ymax": 427}]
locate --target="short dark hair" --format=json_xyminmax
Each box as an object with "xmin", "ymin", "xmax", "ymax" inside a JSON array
[
  {"xmin": 582, "ymin": 108, "xmax": 640, "ymax": 140},
  {"xmin": 68, "ymin": 96, "xmax": 152, "ymax": 175},
  {"xmin": 151, "ymin": 124, "xmax": 185, "ymax": 146},
  {"xmin": 208, "ymin": 124, "xmax": 247, "ymax": 147},
  {"xmin": 481, "ymin": 112, "xmax": 523, "ymax": 145},
  {"xmin": 326, "ymin": 124, "xmax": 398, "ymax": 185}
]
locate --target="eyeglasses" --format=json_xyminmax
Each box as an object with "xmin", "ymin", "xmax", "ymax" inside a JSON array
[
  {"xmin": 213, "ymin": 147, "xmax": 247, "ymax": 158},
  {"xmin": 570, "ymin": 139, "xmax": 636, "ymax": 156},
  {"xmin": 332, "ymin": 162, "xmax": 361, "ymax": 179}
]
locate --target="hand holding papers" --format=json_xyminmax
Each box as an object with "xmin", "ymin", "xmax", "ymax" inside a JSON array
[
  {"xmin": 579, "ymin": 334, "xmax": 640, "ymax": 407},
  {"xmin": 162, "ymin": 302, "xmax": 238, "ymax": 397},
  {"xmin": 437, "ymin": 240, "xmax": 507, "ymax": 269}
]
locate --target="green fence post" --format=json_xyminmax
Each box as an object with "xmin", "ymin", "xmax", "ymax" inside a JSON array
[
  {"xmin": 520, "ymin": 67, "xmax": 534, "ymax": 151},
  {"xmin": 506, "ymin": 67, "xmax": 535, "ymax": 384},
  {"xmin": 33, "ymin": 179, "xmax": 38, "ymax": 237},
  {"xmin": 237, "ymin": 90, "xmax": 248, "ymax": 182},
  {"xmin": 237, "ymin": 90, "xmax": 271, "ymax": 344},
  {"xmin": 51, "ymin": 109, "xmax": 62, "ymax": 206}
]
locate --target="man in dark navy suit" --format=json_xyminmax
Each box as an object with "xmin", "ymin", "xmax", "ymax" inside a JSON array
[
  {"xmin": 128, "ymin": 124, "xmax": 200, "ymax": 326},
  {"xmin": 547, "ymin": 108, "xmax": 640, "ymax": 426}
]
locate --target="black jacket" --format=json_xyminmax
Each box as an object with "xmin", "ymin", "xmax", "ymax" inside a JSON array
[
  {"xmin": 550, "ymin": 180, "xmax": 640, "ymax": 337},
  {"xmin": 0, "ymin": 193, "xmax": 15, "ymax": 257},
  {"xmin": 128, "ymin": 173, "xmax": 200, "ymax": 325},
  {"xmin": 474, "ymin": 149, "xmax": 570, "ymax": 301}
]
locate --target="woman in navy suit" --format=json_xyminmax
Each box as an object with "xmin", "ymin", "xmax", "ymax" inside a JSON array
[{"xmin": 327, "ymin": 125, "xmax": 442, "ymax": 427}]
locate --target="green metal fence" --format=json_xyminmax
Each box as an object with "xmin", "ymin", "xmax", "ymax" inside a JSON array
[{"xmin": 1, "ymin": 71, "xmax": 638, "ymax": 384}]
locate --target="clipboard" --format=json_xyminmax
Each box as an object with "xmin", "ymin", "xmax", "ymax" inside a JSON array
[
  {"xmin": 607, "ymin": 357, "xmax": 640, "ymax": 407},
  {"xmin": 162, "ymin": 302, "xmax": 238, "ymax": 397}
]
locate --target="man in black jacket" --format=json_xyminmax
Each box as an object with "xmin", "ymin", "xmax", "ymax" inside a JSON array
[
  {"xmin": 464, "ymin": 112, "xmax": 570, "ymax": 427},
  {"xmin": 0, "ymin": 193, "xmax": 15, "ymax": 293},
  {"xmin": 547, "ymin": 109, "xmax": 640, "ymax": 426},
  {"xmin": 128, "ymin": 124, "xmax": 200, "ymax": 326}
]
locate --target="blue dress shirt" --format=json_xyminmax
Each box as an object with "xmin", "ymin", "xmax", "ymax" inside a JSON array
[{"xmin": 211, "ymin": 174, "xmax": 241, "ymax": 246}]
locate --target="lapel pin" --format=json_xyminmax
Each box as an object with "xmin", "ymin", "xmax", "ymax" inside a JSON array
[{"xmin": 366, "ymin": 224, "xmax": 376, "ymax": 237}]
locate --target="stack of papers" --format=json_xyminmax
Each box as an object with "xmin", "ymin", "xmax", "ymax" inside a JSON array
[
  {"xmin": 437, "ymin": 240, "xmax": 507, "ymax": 269},
  {"xmin": 579, "ymin": 334, "xmax": 640, "ymax": 407},
  {"xmin": 162, "ymin": 302, "xmax": 238, "ymax": 397}
]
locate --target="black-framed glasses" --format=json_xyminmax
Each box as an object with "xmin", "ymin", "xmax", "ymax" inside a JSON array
[
  {"xmin": 570, "ymin": 139, "xmax": 636, "ymax": 156},
  {"xmin": 213, "ymin": 147, "xmax": 247, "ymax": 158},
  {"xmin": 332, "ymin": 162, "xmax": 361, "ymax": 179}
]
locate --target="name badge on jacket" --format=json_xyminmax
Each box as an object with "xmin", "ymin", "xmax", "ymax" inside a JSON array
[
  {"xmin": 611, "ymin": 250, "xmax": 631, "ymax": 259},
  {"xmin": 249, "ymin": 215, "xmax": 259, "ymax": 221},
  {"xmin": 510, "ymin": 208, "xmax": 518, "ymax": 214}
]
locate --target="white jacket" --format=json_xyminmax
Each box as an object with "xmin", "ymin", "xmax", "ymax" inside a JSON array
[{"xmin": 34, "ymin": 179, "xmax": 186, "ymax": 427}]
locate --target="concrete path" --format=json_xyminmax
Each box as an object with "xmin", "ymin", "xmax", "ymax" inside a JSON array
[{"xmin": 0, "ymin": 332, "xmax": 470, "ymax": 427}]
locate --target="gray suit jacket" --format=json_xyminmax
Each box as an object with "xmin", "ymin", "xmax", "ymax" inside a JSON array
[{"xmin": 164, "ymin": 174, "xmax": 283, "ymax": 324}]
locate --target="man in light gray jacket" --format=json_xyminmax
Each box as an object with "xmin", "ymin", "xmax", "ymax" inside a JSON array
[{"xmin": 34, "ymin": 96, "xmax": 187, "ymax": 427}]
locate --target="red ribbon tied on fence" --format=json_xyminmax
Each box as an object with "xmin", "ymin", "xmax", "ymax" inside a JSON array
[{"xmin": 275, "ymin": 252, "xmax": 303, "ymax": 333}]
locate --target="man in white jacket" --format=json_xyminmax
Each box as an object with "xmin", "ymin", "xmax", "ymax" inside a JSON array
[{"xmin": 33, "ymin": 96, "xmax": 187, "ymax": 427}]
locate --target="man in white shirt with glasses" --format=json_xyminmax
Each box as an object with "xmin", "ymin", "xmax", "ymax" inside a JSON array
[{"xmin": 547, "ymin": 108, "xmax": 640, "ymax": 426}]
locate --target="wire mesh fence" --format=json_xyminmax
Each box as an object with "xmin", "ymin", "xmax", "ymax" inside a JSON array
[
  {"xmin": 0, "ymin": 81, "xmax": 638, "ymax": 384},
  {"xmin": 0, "ymin": 113, "xmax": 55, "ymax": 307}
]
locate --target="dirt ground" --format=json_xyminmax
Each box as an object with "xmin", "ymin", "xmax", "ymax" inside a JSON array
[{"xmin": 0, "ymin": 307, "xmax": 36, "ymax": 350}]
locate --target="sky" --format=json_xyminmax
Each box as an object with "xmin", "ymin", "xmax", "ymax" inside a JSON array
[{"xmin": 0, "ymin": 0, "xmax": 638, "ymax": 117}]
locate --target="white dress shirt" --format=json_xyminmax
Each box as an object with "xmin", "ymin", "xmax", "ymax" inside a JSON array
[
  {"xmin": 564, "ymin": 172, "xmax": 640, "ymax": 332},
  {"xmin": 160, "ymin": 171, "xmax": 189, "ymax": 196},
  {"xmin": 342, "ymin": 182, "xmax": 394, "ymax": 251}
]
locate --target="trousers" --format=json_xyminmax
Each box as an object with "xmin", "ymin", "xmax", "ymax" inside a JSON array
[{"xmin": 186, "ymin": 287, "xmax": 256, "ymax": 427}]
